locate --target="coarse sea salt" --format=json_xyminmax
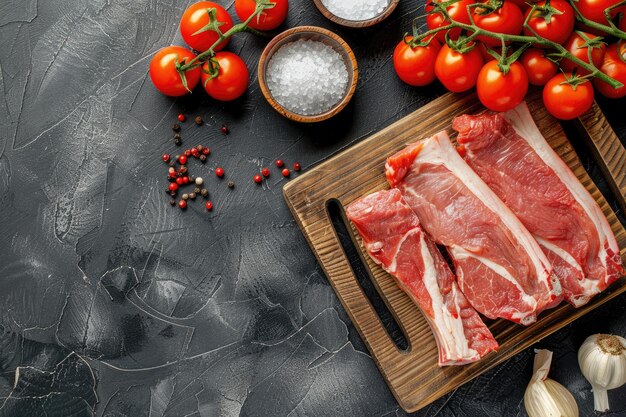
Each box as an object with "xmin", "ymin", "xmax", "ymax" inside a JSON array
[
  {"xmin": 266, "ymin": 39, "xmax": 349, "ymax": 116},
  {"xmin": 321, "ymin": 0, "xmax": 389, "ymax": 21}
]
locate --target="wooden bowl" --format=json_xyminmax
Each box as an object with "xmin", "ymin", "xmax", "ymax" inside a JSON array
[
  {"xmin": 312, "ymin": 0, "xmax": 400, "ymax": 28},
  {"xmin": 258, "ymin": 26, "xmax": 359, "ymax": 123}
]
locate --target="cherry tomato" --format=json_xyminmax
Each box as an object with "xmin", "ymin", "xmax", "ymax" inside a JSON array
[
  {"xmin": 520, "ymin": 48, "xmax": 559, "ymax": 85},
  {"xmin": 473, "ymin": 1, "xmax": 524, "ymax": 47},
  {"xmin": 434, "ymin": 44, "xmax": 484, "ymax": 92},
  {"xmin": 426, "ymin": 0, "xmax": 473, "ymax": 42},
  {"xmin": 180, "ymin": 2, "xmax": 234, "ymax": 52},
  {"xmin": 235, "ymin": 0, "xmax": 288, "ymax": 31},
  {"xmin": 476, "ymin": 61, "xmax": 529, "ymax": 111},
  {"xmin": 594, "ymin": 42, "xmax": 626, "ymax": 98},
  {"xmin": 561, "ymin": 31, "xmax": 606, "ymax": 75},
  {"xmin": 543, "ymin": 73, "xmax": 594, "ymax": 119},
  {"xmin": 575, "ymin": 0, "xmax": 623, "ymax": 27},
  {"xmin": 523, "ymin": 0, "xmax": 575, "ymax": 45},
  {"xmin": 201, "ymin": 52, "xmax": 249, "ymax": 101},
  {"xmin": 393, "ymin": 36, "xmax": 441, "ymax": 86},
  {"xmin": 149, "ymin": 46, "xmax": 201, "ymax": 96},
  {"xmin": 509, "ymin": 0, "xmax": 535, "ymax": 11}
]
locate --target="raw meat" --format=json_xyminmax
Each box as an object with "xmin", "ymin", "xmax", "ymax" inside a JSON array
[
  {"xmin": 346, "ymin": 189, "xmax": 498, "ymax": 365},
  {"xmin": 454, "ymin": 103, "xmax": 624, "ymax": 307},
  {"xmin": 386, "ymin": 132, "xmax": 560, "ymax": 325}
]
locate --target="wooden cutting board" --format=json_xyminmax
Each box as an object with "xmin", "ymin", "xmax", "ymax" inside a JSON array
[{"xmin": 283, "ymin": 91, "xmax": 626, "ymax": 413}]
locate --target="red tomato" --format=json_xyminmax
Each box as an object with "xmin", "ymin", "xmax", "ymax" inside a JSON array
[
  {"xmin": 476, "ymin": 61, "xmax": 529, "ymax": 111},
  {"xmin": 523, "ymin": 0, "xmax": 575, "ymax": 45},
  {"xmin": 594, "ymin": 42, "xmax": 626, "ymax": 98},
  {"xmin": 509, "ymin": 0, "xmax": 534, "ymax": 11},
  {"xmin": 473, "ymin": 1, "xmax": 524, "ymax": 47},
  {"xmin": 393, "ymin": 37, "xmax": 441, "ymax": 86},
  {"xmin": 434, "ymin": 44, "xmax": 484, "ymax": 92},
  {"xmin": 543, "ymin": 73, "xmax": 594, "ymax": 119},
  {"xmin": 201, "ymin": 52, "xmax": 249, "ymax": 101},
  {"xmin": 235, "ymin": 0, "xmax": 288, "ymax": 31},
  {"xmin": 520, "ymin": 48, "xmax": 558, "ymax": 85},
  {"xmin": 180, "ymin": 2, "xmax": 234, "ymax": 52},
  {"xmin": 575, "ymin": 0, "xmax": 623, "ymax": 27},
  {"xmin": 561, "ymin": 31, "xmax": 606, "ymax": 74},
  {"xmin": 149, "ymin": 46, "xmax": 201, "ymax": 96},
  {"xmin": 426, "ymin": 0, "xmax": 473, "ymax": 42}
]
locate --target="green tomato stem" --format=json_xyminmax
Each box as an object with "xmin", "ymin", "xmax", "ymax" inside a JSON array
[
  {"xmin": 179, "ymin": 1, "xmax": 269, "ymax": 72},
  {"xmin": 420, "ymin": 1, "xmax": 623, "ymax": 88}
]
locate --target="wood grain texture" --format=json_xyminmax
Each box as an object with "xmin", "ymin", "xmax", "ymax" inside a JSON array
[
  {"xmin": 283, "ymin": 91, "xmax": 626, "ymax": 413},
  {"xmin": 311, "ymin": 0, "xmax": 400, "ymax": 28},
  {"xmin": 577, "ymin": 102, "xmax": 626, "ymax": 216},
  {"xmin": 257, "ymin": 26, "xmax": 358, "ymax": 123}
]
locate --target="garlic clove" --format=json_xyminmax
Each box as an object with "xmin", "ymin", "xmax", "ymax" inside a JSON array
[
  {"xmin": 524, "ymin": 349, "xmax": 579, "ymax": 417},
  {"xmin": 578, "ymin": 334, "xmax": 626, "ymax": 412}
]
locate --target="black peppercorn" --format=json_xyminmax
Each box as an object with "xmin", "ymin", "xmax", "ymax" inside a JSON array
[
  {"xmin": 200, "ymin": 155, "xmax": 207, "ymax": 162},
  {"xmin": 169, "ymin": 161, "xmax": 175, "ymax": 167},
  {"xmin": 169, "ymin": 199, "xmax": 176, "ymax": 206},
  {"xmin": 195, "ymin": 116, "xmax": 203, "ymax": 126},
  {"xmin": 170, "ymin": 191, "xmax": 177, "ymax": 197},
  {"xmin": 201, "ymin": 189, "xmax": 208, "ymax": 197},
  {"xmin": 172, "ymin": 123, "xmax": 181, "ymax": 132},
  {"xmin": 227, "ymin": 181, "xmax": 235, "ymax": 189},
  {"xmin": 221, "ymin": 124, "xmax": 229, "ymax": 135},
  {"xmin": 194, "ymin": 187, "xmax": 201, "ymax": 194},
  {"xmin": 189, "ymin": 192, "xmax": 196, "ymax": 200},
  {"xmin": 196, "ymin": 145, "xmax": 203, "ymax": 151}
]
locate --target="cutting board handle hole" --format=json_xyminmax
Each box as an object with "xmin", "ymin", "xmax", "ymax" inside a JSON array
[{"xmin": 326, "ymin": 199, "xmax": 410, "ymax": 352}]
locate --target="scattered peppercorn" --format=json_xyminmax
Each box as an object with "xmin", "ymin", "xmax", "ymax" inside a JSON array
[
  {"xmin": 169, "ymin": 183, "xmax": 179, "ymax": 192},
  {"xmin": 169, "ymin": 167, "xmax": 175, "ymax": 173},
  {"xmin": 169, "ymin": 198, "xmax": 176, "ymax": 206},
  {"xmin": 162, "ymin": 154, "xmax": 170, "ymax": 163},
  {"xmin": 227, "ymin": 181, "xmax": 235, "ymax": 189},
  {"xmin": 164, "ymin": 188, "xmax": 171, "ymax": 194},
  {"xmin": 180, "ymin": 166, "xmax": 188, "ymax": 175},
  {"xmin": 200, "ymin": 155, "xmax": 207, "ymax": 162},
  {"xmin": 191, "ymin": 148, "xmax": 200, "ymax": 158},
  {"xmin": 174, "ymin": 133, "xmax": 181, "ymax": 140},
  {"xmin": 176, "ymin": 177, "xmax": 184, "ymax": 185},
  {"xmin": 276, "ymin": 159, "xmax": 284, "ymax": 168},
  {"xmin": 182, "ymin": 193, "xmax": 189, "ymax": 201},
  {"xmin": 178, "ymin": 200, "xmax": 187, "ymax": 209},
  {"xmin": 293, "ymin": 162, "xmax": 301, "ymax": 171},
  {"xmin": 184, "ymin": 149, "xmax": 192, "ymax": 157},
  {"xmin": 169, "ymin": 161, "xmax": 175, "ymax": 167},
  {"xmin": 254, "ymin": 175, "xmax": 262, "ymax": 184},
  {"xmin": 262, "ymin": 167, "xmax": 270, "ymax": 177},
  {"xmin": 205, "ymin": 201, "xmax": 213, "ymax": 211},
  {"xmin": 179, "ymin": 155, "xmax": 187, "ymax": 165},
  {"xmin": 177, "ymin": 114, "xmax": 186, "ymax": 122},
  {"xmin": 201, "ymin": 189, "xmax": 208, "ymax": 197},
  {"xmin": 202, "ymin": 147, "xmax": 210, "ymax": 155},
  {"xmin": 172, "ymin": 123, "xmax": 181, "ymax": 132},
  {"xmin": 169, "ymin": 171, "xmax": 177, "ymax": 179},
  {"xmin": 189, "ymin": 192, "xmax": 196, "ymax": 200},
  {"xmin": 174, "ymin": 138, "xmax": 182, "ymax": 146},
  {"xmin": 183, "ymin": 176, "xmax": 190, "ymax": 185},
  {"xmin": 195, "ymin": 116, "xmax": 203, "ymax": 125},
  {"xmin": 196, "ymin": 145, "xmax": 203, "ymax": 151},
  {"xmin": 221, "ymin": 124, "xmax": 229, "ymax": 135},
  {"xmin": 194, "ymin": 187, "xmax": 201, "ymax": 194},
  {"xmin": 170, "ymin": 191, "xmax": 177, "ymax": 197},
  {"xmin": 282, "ymin": 168, "xmax": 290, "ymax": 177},
  {"xmin": 168, "ymin": 176, "xmax": 175, "ymax": 182},
  {"xmin": 215, "ymin": 167, "xmax": 224, "ymax": 178},
  {"xmin": 188, "ymin": 176, "xmax": 195, "ymax": 183},
  {"xmin": 195, "ymin": 177, "xmax": 203, "ymax": 186}
]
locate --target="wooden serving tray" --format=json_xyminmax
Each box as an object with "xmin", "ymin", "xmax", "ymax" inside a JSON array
[{"xmin": 283, "ymin": 91, "xmax": 626, "ymax": 413}]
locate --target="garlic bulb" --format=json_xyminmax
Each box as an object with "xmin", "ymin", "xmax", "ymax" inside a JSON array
[
  {"xmin": 578, "ymin": 333, "xmax": 626, "ymax": 412},
  {"xmin": 524, "ymin": 349, "xmax": 579, "ymax": 417}
]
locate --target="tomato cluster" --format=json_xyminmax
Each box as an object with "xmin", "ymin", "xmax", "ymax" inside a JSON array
[
  {"xmin": 150, "ymin": 0, "xmax": 288, "ymax": 99},
  {"xmin": 394, "ymin": 0, "xmax": 626, "ymax": 120}
]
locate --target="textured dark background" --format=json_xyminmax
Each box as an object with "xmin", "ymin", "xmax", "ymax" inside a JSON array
[{"xmin": 0, "ymin": 0, "xmax": 625, "ymax": 416}]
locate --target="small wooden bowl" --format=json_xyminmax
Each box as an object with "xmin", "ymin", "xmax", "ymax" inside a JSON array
[
  {"xmin": 258, "ymin": 26, "xmax": 358, "ymax": 123},
  {"xmin": 312, "ymin": 0, "xmax": 400, "ymax": 28}
]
